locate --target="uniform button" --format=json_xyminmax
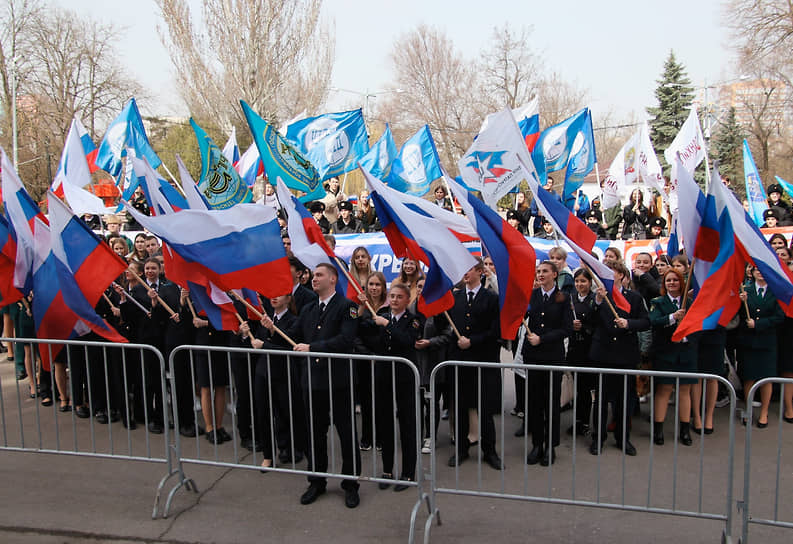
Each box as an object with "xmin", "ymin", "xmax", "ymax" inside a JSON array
[
  {"xmin": 465, "ymin": 326, "xmax": 470, "ymax": 331},
  {"xmin": 540, "ymin": 324, "xmax": 545, "ymax": 328},
  {"xmin": 613, "ymin": 337, "xmax": 617, "ymax": 341},
  {"xmin": 466, "ymin": 313, "xmax": 470, "ymax": 317},
  {"xmin": 540, "ymin": 312, "xmax": 544, "ymax": 316},
  {"xmin": 317, "ymin": 325, "xmax": 321, "ymax": 329}
]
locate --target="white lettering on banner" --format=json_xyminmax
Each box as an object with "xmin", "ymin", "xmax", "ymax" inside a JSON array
[
  {"xmin": 324, "ymin": 131, "xmax": 350, "ymax": 168},
  {"xmin": 304, "ymin": 118, "xmax": 338, "ymax": 151},
  {"xmin": 401, "ymin": 144, "xmax": 427, "ymax": 184}
]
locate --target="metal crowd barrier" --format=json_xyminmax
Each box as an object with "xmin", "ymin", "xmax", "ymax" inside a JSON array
[
  {"xmin": 418, "ymin": 361, "xmax": 738, "ymax": 544},
  {"xmin": 165, "ymin": 345, "xmax": 428, "ymax": 540},
  {"xmin": 739, "ymin": 377, "xmax": 793, "ymax": 543},
  {"xmin": 0, "ymin": 337, "xmax": 187, "ymax": 519}
]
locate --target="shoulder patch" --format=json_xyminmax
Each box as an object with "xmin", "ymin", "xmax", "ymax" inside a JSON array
[
  {"xmin": 412, "ymin": 319, "xmax": 420, "ymax": 329},
  {"xmin": 350, "ymin": 306, "xmax": 358, "ymax": 318},
  {"xmin": 650, "ymin": 303, "xmax": 656, "ymax": 313}
]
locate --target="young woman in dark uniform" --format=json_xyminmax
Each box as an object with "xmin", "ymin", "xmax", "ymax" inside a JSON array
[
  {"xmin": 648, "ymin": 269, "xmax": 699, "ymax": 445},
  {"xmin": 566, "ymin": 268, "xmax": 598, "ymax": 437},
  {"xmin": 522, "ymin": 261, "xmax": 573, "ymax": 466},
  {"xmin": 738, "ymin": 266, "xmax": 784, "ymax": 427}
]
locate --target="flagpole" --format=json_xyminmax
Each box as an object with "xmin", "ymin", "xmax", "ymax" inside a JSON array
[
  {"xmin": 582, "ymin": 263, "xmax": 620, "ymax": 319},
  {"xmin": 332, "ymin": 255, "xmax": 378, "ymax": 316},
  {"xmin": 341, "ymin": 172, "xmax": 349, "ymax": 197},
  {"xmin": 112, "ymin": 281, "xmax": 151, "ymax": 316},
  {"xmin": 129, "ymin": 270, "xmax": 178, "ymax": 318},
  {"xmin": 681, "ymin": 257, "xmax": 695, "ymax": 307},
  {"xmin": 228, "ymin": 290, "xmax": 298, "ymax": 348},
  {"xmin": 160, "ymin": 162, "xmax": 187, "ymax": 197},
  {"xmin": 444, "ymin": 310, "xmax": 462, "ymax": 339},
  {"xmin": 440, "ymin": 175, "xmax": 460, "ymax": 215},
  {"xmin": 185, "ymin": 296, "xmax": 198, "ymax": 320},
  {"xmin": 703, "ymin": 152, "xmax": 712, "ymax": 193},
  {"xmin": 102, "ymin": 293, "xmax": 118, "ymax": 313}
]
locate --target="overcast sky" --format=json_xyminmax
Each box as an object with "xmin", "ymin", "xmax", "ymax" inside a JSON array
[{"xmin": 54, "ymin": 0, "xmax": 734, "ymax": 126}]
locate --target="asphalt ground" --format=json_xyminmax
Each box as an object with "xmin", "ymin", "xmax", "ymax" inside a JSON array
[{"xmin": 1, "ymin": 356, "xmax": 792, "ymax": 543}]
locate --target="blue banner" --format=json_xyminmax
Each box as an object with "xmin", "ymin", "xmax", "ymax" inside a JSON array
[
  {"xmin": 743, "ymin": 139, "xmax": 768, "ymax": 226},
  {"xmin": 285, "ymin": 109, "xmax": 369, "ymax": 180},
  {"xmin": 532, "ymin": 108, "xmax": 591, "ymax": 184},
  {"xmin": 191, "ymin": 119, "xmax": 252, "ymax": 209},
  {"xmin": 358, "ymin": 123, "xmax": 397, "ymax": 179},
  {"xmin": 95, "ymin": 98, "xmax": 161, "ymax": 178},
  {"xmin": 241, "ymin": 100, "xmax": 325, "ymax": 202},
  {"xmin": 388, "ymin": 125, "xmax": 442, "ymax": 196},
  {"xmin": 563, "ymin": 109, "xmax": 596, "ymax": 206}
]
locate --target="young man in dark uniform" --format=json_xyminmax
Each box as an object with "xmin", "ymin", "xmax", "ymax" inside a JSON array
[
  {"xmin": 262, "ymin": 263, "xmax": 361, "ymax": 508},
  {"xmin": 333, "ymin": 200, "xmax": 362, "ymax": 234},
  {"xmin": 446, "ymin": 260, "xmax": 504, "ymax": 471}
]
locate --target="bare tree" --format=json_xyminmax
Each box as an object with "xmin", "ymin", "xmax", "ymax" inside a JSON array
[
  {"xmin": 478, "ymin": 25, "xmax": 540, "ymax": 111},
  {"xmin": 385, "ymin": 25, "xmax": 481, "ymax": 168},
  {"xmin": 537, "ymin": 71, "xmax": 589, "ymax": 126},
  {"xmin": 156, "ymin": 0, "xmax": 335, "ymax": 129}
]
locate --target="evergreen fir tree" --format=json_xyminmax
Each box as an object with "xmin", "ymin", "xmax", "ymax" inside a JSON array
[
  {"xmin": 646, "ymin": 51, "xmax": 695, "ymax": 173},
  {"xmin": 712, "ymin": 107, "xmax": 745, "ymax": 197}
]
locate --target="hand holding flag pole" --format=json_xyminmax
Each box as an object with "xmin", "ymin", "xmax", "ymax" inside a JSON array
[
  {"xmin": 129, "ymin": 270, "xmax": 178, "ymax": 319},
  {"xmin": 740, "ymin": 284, "xmax": 751, "ymax": 320},
  {"xmin": 681, "ymin": 257, "xmax": 696, "ymax": 308},
  {"xmin": 112, "ymin": 282, "xmax": 151, "ymax": 316},
  {"xmin": 332, "ymin": 255, "xmax": 378, "ymax": 316},
  {"xmin": 102, "ymin": 293, "xmax": 118, "ymax": 313},
  {"xmin": 228, "ymin": 290, "xmax": 297, "ymax": 348},
  {"xmin": 443, "ymin": 310, "xmax": 462, "ymax": 340},
  {"xmin": 185, "ymin": 296, "xmax": 198, "ymax": 320},
  {"xmin": 583, "ymin": 263, "xmax": 620, "ymax": 319}
]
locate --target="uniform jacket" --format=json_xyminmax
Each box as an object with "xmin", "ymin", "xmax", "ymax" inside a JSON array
[{"xmin": 521, "ymin": 287, "xmax": 573, "ymax": 364}]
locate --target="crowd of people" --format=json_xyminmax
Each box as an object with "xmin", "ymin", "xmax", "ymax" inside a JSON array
[{"xmin": 4, "ymin": 176, "xmax": 793, "ymax": 510}]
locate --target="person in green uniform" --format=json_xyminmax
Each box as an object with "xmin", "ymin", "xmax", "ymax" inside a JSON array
[
  {"xmin": 738, "ymin": 266, "xmax": 784, "ymax": 427},
  {"xmin": 648, "ymin": 269, "xmax": 699, "ymax": 446}
]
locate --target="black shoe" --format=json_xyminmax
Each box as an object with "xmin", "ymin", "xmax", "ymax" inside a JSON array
[
  {"xmin": 653, "ymin": 421, "xmax": 664, "ymax": 445},
  {"xmin": 109, "ymin": 409, "xmax": 121, "ymax": 423},
  {"xmin": 704, "ymin": 427, "xmax": 714, "ymax": 435},
  {"xmin": 757, "ymin": 420, "xmax": 768, "ymax": 429},
  {"xmin": 514, "ymin": 425, "xmax": 527, "ymax": 437},
  {"xmin": 589, "ymin": 440, "xmax": 606, "ymax": 456},
  {"xmin": 95, "ymin": 410, "xmax": 109, "ymax": 424},
  {"xmin": 75, "ymin": 406, "xmax": 90, "ymax": 418},
  {"xmin": 300, "ymin": 484, "xmax": 326, "ymax": 505},
  {"xmin": 217, "ymin": 428, "xmax": 232, "ymax": 442},
  {"xmin": 206, "ymin": 430, "xmax": 222, "ymax": 444},
  {"xmin": 16, "ymin": 371, "xmax": 27, "ymax": 380},
  {"xmin": 447, "ymin": 450, "xmax": 469, "ymax": 467},
  {"xmin": 394, "ymin": 477, "xmax": 412, "ymax": 492},
  {"xmin": 359, "ymin": 441, "xmax": 372, "ymax": 451},
  {"xmin": 378, "ymin": 473, "xmax": 392, "ymax": 490},
  {"xmin": 526, "ymin": 446, "xmax": 544, "ymax": 465},
  {"xmin": 179, "ymin": 425, "xmax": 197, "ymax": 438},
  {"xmin": 615, "ymin": 440, "xmax": 637, "ymax": 456},
  {"xmin": 483, "ymin": 451, "xmax": 504, "ymax": 470},
  {"xmin": 344, "ymin": 487, "xmax": 360, "ymax": 508},
  {"xmin": 59, "ymin": 404, "xmax": 73, "ymax": 413},
  {"xmin": 567, "ymin": 422, "xmax": 589, "ymax": 436},
  {"xmin": 679, "ymin": 422, "xmax": 692, "ymax": 446},
  {"xmin": 540, "ymin": 448, "xmax": 556, "ymax": 466},
  {"xmin": 783, "ymin": 416, "xmax": 793, "ymax": 424},
  {"xmin": 148, "ymin": 421, "xmax": 164, "ymax": 434}
]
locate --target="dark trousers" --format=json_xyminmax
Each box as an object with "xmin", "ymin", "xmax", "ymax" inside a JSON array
[
  {"xmin": 527, "ymin": 368, "xmax": 561, "ymax": 449},
  {"xmin": 592, "ymin": 372, "xmax": 636, "ymax": 443},
  {"xmin": 573, "ymin": 370, "xmax": 596, "ymax": 426},
  {"xmin": 514, "ymin": 373, "xmax": 526, "ymax": 414},
  {"xmin": 304, "ymin": 386, "xmax": 361, "ymax": 490},
  {"xmin": 375, "ymin": 377, "xmax": 417, "ymax": 479},
  {"xmin": 231, "ymin": 356, "xmax": 255, "ymax": 440},
  {"xmin": 355, "ymin": 362, "xmax": 374, "ymax": 446},
  {"xmin": 253, "ymin": 371, "xmax": 275, "ymax": 459},
  {"xmin": 452, "ymin": 400, "xmax": 496, "ymax": 456},
  {"xmin": 170, "ymin": 349, "xmax": 195, "ymax": 429},
  {"xmin": 272, "ymin": 371, "xmax": 307, "ymax": 456},
  {"xmin": 143, "ymin": 349, "xmax": 165, "ymax": 425}
]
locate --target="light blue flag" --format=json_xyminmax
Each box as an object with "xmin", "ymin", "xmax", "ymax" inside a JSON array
[
  {"xmin": 388, "ymin": 125, "xmax": 442, "ymax": 196},
  {"xmin": 285, "ymin": 109, "xmax": 369, "ymax": 180},
  {"xmin": 358, "ymin": 124, "xmax": 397, "ymax": 179},
  {"xmin": 95, "ymin": 98, "xmax": 161, "ymax": 178},
  {"xmin": 743, "ymin": 139, "xmax": 768, "ymax": 226},
  {"xmin": 190, "ymin": 119, "xmax": 252, "ymax": 209},
  {"xmin": 775, "ymin": 176, "xmax": 793, "ymax": 200},
  {"xmin": 240, "ymin": 100, "xmax": 324, "ymax": 202},
  {"xmin": 531, "ymin": 108, "xmax": 591, "ymax": 185},
  {"xmin": 563, "ymin": 109, "xmax": 596, "ymax": 207}
]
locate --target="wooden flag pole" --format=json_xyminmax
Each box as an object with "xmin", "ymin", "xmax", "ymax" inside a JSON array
[
  {"xmin": 129, "ymin": 270, "xmax": 177, "ymax": 318},
  {"xmin": 333, "ymin": 256, "xmax": 378, "ymax": 316},
  {"xmin": 444, "ymin": 310, "xmax": 462, "ymax": 340},
  {"xmin": 582, "ymin": 263, "xmax": 620, "ymax": 319},
  {"xmin": 112, "ymin": 282, "xmax": 150, "ymax": 316},
  {"xmin": 681, "ymin": 257, "xmax": 695, "ymax": 308},
  {"xmin": 102, "ymin": 293, "xmax": 118, "ymax": 312},
  {"xmin": 228, "ymin": 290, "xmax": 297, "ymax": 347},
  {"xmin": 185, "ymin": 297, "xmax": 198, "ymax": 320}
]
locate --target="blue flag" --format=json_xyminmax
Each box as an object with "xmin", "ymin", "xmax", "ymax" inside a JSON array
[
  {"xmin": 240, "ymin": 100, "xmax": 324, "ymax": 202},
  {"xmin": 563, "ymin": 109, "xmax": 596, "ymax": 207},
  {"xmin": 190, "ymin": 119, "xmax": 251, "ymax": 210},
  {"xmin": 743, "ymin": 139, "xmax": 768, "ymax": 226},
  {"xmin": 359, "ymin": 123, "xmax": 397, "ymax": 179},
  {"xmin": 388, "ymin": 125, "xmax": 442, "ymax": 196},
  {"xmin": 775, "ymin": 176, "xmax": 793, "ymax": 200},
  {"xmin": 532, "ymin": 108, "xmax": 591, "ymax": 185},
  {"xmin": 95, "ymin": 98, "xmax": 161, "ymax": 178},
  {"xmin": 285, "ymin": 109, "xmax": 369, "ymax": 180}
]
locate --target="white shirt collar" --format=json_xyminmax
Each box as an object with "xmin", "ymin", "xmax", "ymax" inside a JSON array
[
  {"xmin": 542, "ymin": 286, "xmax": 556, "ymax": 298},
  {"xmin": 391, "ymin": 310, "xmax": 405, "ymax": 321},
  {"xmin": 274, "ymin": 308, "xmax": 289, "ymax": 320},
  {"xmin": 319, "ymin": 292, "xmax": 335, "ymax": 306},
  {"xmin": 466, "ymin": 284, "xmax": 481, "ymax": 298}
]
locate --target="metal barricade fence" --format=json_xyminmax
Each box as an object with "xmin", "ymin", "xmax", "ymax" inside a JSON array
[
  {"xmin": 739, "ymin": 377, "xmax": 793, "ymax": 543},
  {"xmin": 0, "ymin": 337, "xmax": 186, "ymax": 519},
  {"xmin": 419, "ymin": 361, "xmax": 738, "ymax": 544},
  {"xmin": 165, "ymin": 345, "xmax": 429, "ymax": 541}
]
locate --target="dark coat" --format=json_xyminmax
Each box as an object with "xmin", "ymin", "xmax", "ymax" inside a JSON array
[
  {"xmin": 281, "ymin": 293, "xmax": 359, "ymax": 390},
  {"xmin": 567, "ymin": 291, "xmax": 598, "ymax": 363},
  {"xmin": 521, "ymin": 287, "xmax": 573, "ymax": 364},
  {"xmin": 293, "ymin": 284, "xmax": 319, "ymax": 314},
  {"xmin": 589, "ymin": 288, "xmax": 650, "ymax": 368},
  {"xmin": 648, "ymin": 294, "xmax": 699, "ymax": 368}
]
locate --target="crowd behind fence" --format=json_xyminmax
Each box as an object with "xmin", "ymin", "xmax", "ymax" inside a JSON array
[{"xmin": 1, "ymin": 337, "xmax": 792, "ymax": 542}]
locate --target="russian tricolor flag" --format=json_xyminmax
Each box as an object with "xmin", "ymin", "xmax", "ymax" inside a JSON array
[
  {"xmin": 124, "ymin": 199, "xmax": 292, "ymax": 297},
  {"xmin": 524, "ymin": 159, "xmax": 630, "ymax": 313},
  {"xmin": 446, "ymin": 172, "xmax": 535, "ymax": 339},
  {"xmin": 236, "ymin": 143, "xmax": 264, "ymax": 188},
  {"xmin": 222, "ymin": 127, "xmax": 241, "ymax": 166},
  {"xmin": 362, "ymin": 166, "xmax": 477, "ymax": 317},
  {"xmin": 131, "ymin": 157, "xmax": 188, "ymax": 215},
  {"xmin": 276, "ymin": 177, "xmax": 359, "ymax": 299},
  {"xmin": 188, "ymin": 279, "xmax": 240, "ymax": 332},
  {"xmin": 0, "ymin": 215, "xmax": 21, "ymax": 308}
]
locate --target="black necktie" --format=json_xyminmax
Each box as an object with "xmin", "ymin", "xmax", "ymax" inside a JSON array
[
  {"xmin": 758, "ymin": 288, "xmax": 764, "ymax": 298},
  {"xmin": 673, "ymin": 298, "xmax": 679, "ymax": 309},
  {"xmin": 150, "ymin": 283, "xmax": 158, "ymax": 292},
  {"xmin": 319, "ymin": 302, "xmax": 326, "ymax": 314},
  {"xmin": 467, "ymin": 291, "xmax": 474, "ymax": 304},
  {"xmin": 543, "ymin": 293, "xmax": 549, "ymax": 303},
  {"xmin": 273, "ymin": 315, "xmax": 280, "ymax": 327},
  {"xmin": 391, "ymin": 316, "xmax": 398, "ymax": 326}
]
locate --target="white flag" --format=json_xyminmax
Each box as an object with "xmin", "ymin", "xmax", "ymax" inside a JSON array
[
  {"xmin": 637, "ymin": 121, "xmax": 666, "ymax": 196},
  {"xmin": 602, "ymin": 146, "xmax": 624, "ymax": 210},
  {"xmin": 478, "ymin": 97, "xmax": 538, "ymax": 134},
  {"xmin": 663, "ymin": 107, "xmax": 705, "ymax": 173},
  {"xmin": 458, "ymin": 107, "xmax": 539, "ymax": 209}
]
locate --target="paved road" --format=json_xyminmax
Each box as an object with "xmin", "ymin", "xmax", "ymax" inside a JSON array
[{"xmin": 1, "ymin": 358, "xmax": 791, "ymax": 543}]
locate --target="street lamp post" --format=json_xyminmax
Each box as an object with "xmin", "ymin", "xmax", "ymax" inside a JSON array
[{"xmin": 11, "ymin": 54, "xmax": 18, "ymax": 169}]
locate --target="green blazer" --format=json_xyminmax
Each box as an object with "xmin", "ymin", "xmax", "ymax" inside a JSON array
[
  {"xmin": 739, "ymin": 281, "xmax": 784, "ymax": 349},
  {"xmin": 649, "ymin": 294, "xmax": 697, "ymax": 366}
]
